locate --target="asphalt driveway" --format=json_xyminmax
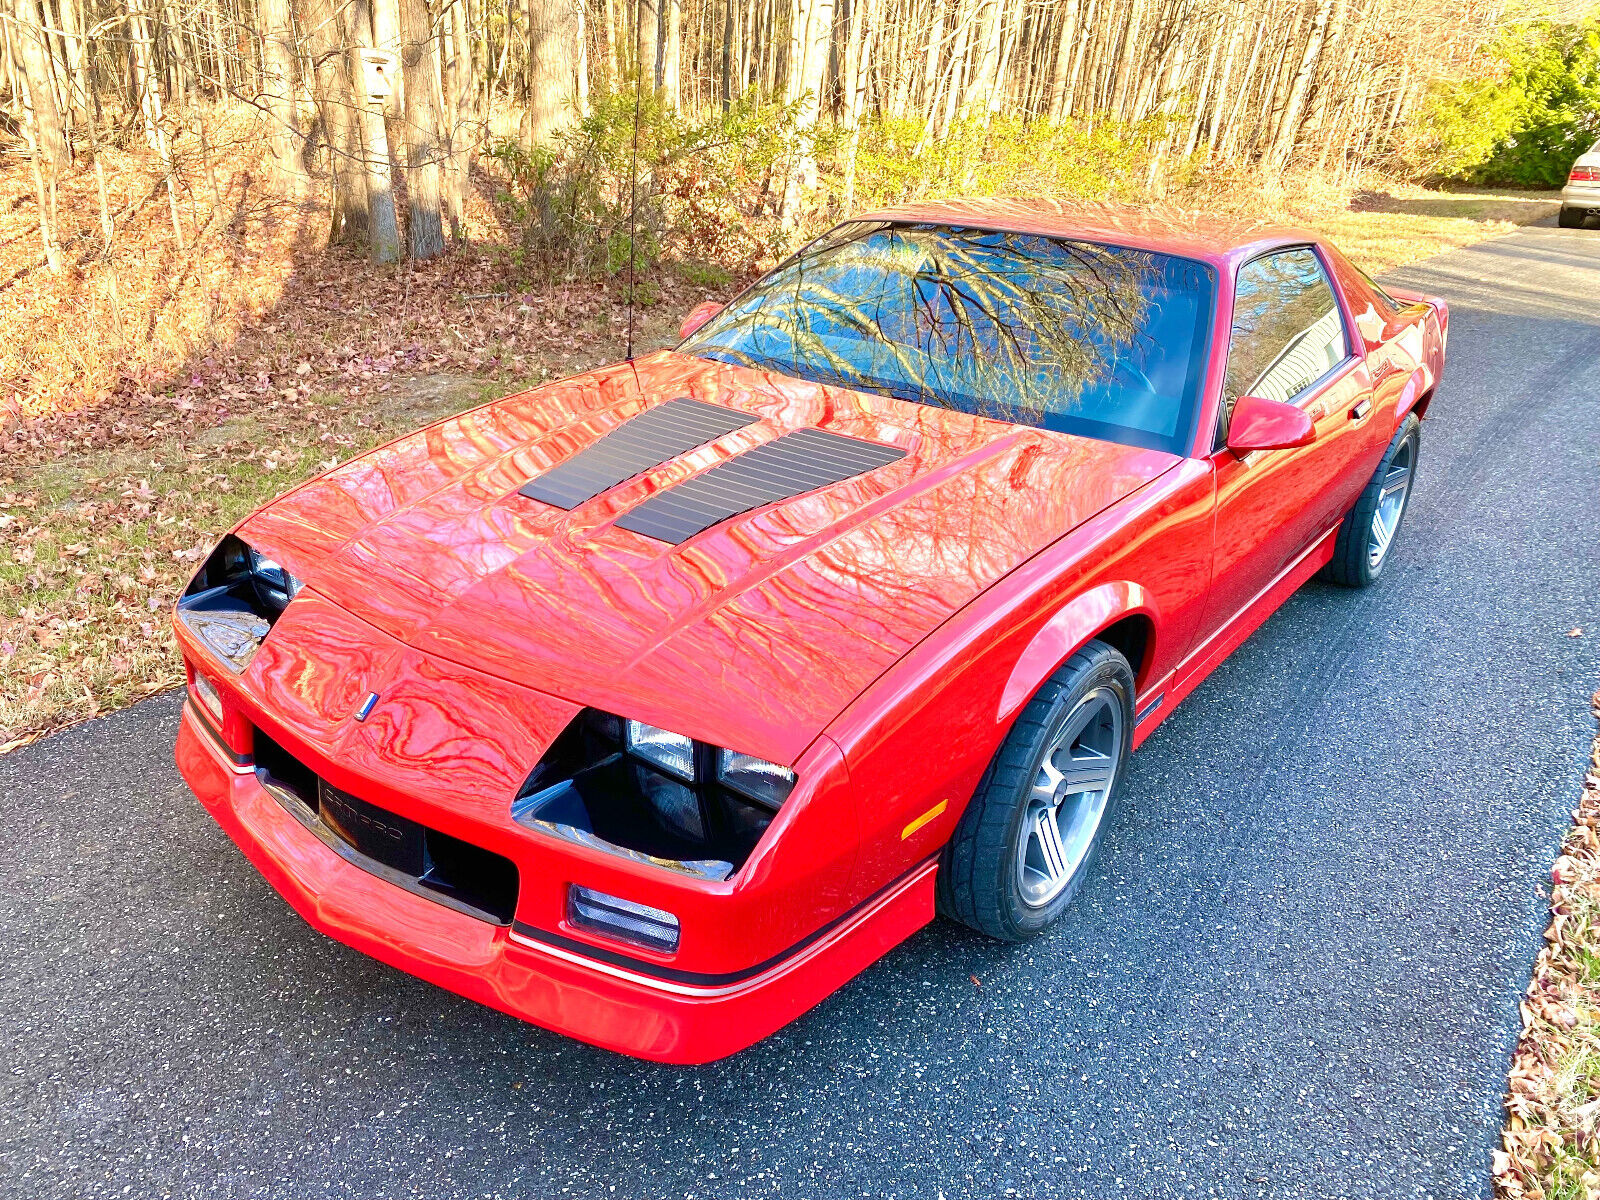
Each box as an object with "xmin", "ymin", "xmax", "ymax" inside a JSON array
[{"xmin": 3, "ymin": 223, "xmax": 1599, "ymax": 1199}]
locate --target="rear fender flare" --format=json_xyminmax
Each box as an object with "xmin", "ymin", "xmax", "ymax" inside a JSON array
[{"xmin": 996, "ymin": 582, "xmax": 1155, "ymax": 727}]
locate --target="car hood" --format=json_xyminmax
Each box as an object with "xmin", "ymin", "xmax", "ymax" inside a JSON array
[{"xmin": 240, "ymin": 351, "xmax": 1178, "ymax": 764}]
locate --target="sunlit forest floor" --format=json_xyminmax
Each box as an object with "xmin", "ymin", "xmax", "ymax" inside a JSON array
[{"xmin": 0, "ymin": 118, "xmax": 1560, "ymax": 751}]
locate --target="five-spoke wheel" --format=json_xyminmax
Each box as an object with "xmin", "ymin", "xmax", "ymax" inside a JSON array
[
  {"xmin": 1016, "ymin": 687, "xmax": 1122, "ymax": 908},
  {"xmin": 1323, "ymin": 412, "xmax": 1420, "ymax": 587},
  {"xmin": 938, "ymin": 640, "xmax": 1134, "ymax": 941}
]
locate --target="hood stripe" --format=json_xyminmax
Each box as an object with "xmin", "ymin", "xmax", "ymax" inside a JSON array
[
  {"xmin": 517, "ymin": 397, "xmax": 755, "ymax": 509},
  {"xmin": 615, "ymin": 427, "xmax": 906, "ymax": 544}
]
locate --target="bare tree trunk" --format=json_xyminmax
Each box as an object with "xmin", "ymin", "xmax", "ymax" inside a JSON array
[
  {"xmin": 349, "ymin": 0, "xmax": 402, "ymax": 261},
  {"xmin": 261, "ymin": 0, "xmax": 305, "ymax": 193},
  {"xmin": 12, "ymin": 0, "xmax": 67, "ymax": 166},
  {"xmin": 957, "ymin": 0, "xmax": 1002, "ymax": 121},
  {"xmin": 780, "ymin": 0, "xmax": 831, "ymax": 222},
  {"xmin": 302, "ymin": 0, "xmax": 372, "ymax": 242},
  {"xmin": 1264, "ymin": 0, "xmax": 1333, "ymax": 172},
  {"xmin": 840, "ymin": 0, "xmax": 872, "ymax": 207},
  {"xmin": 443, "ymin": 0, "xmax": 471, "ymax": 232},
  {"xmin": 574, "ymin": 0, "xmax": 589, "ymax": 113},
  {"xmin": 1046, "ymin": 0, "xmax": 1078, "ymax": 122},
  {"xmin": 636, "ymin": 0, "xmax": 660, "ymax": 87},
  {"xmin": 398, "ymin": 0, "xmax": 446, "ymax": 256},
  {"xmin": 11, "ymin": 0, "xmax": 61, "ymax": 270},
  {"xmin": 526, "ymin": 0, "xmax": 579, "ymax": 143},
  {"xmin": 126, "ymin": 0, "xmax": 185, "ymax": 248},
  {"xmin": 662, "ymin": 0, "xmax": 680, "ymax": 105},
  {"xmin": 57, "ymin": 0, "xmax": 90, "ymax": 122}
]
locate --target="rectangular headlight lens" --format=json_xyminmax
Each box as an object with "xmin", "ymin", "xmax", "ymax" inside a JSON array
[
  {"xmin": 716, "ymin": 748, "xmax": 796, "ymax": 808},
  {"xmin": 568, "ymin": 885, "xmax": 680, "ymax": 953},
  {"xmin": 625, "ymin": 720, "xmax": 695, "ymax": 781}
]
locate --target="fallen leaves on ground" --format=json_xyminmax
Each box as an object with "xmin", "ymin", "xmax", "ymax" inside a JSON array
[{"xmin": 1496, "ymin": 693, "xmax": 1600, "ymax": 1200}]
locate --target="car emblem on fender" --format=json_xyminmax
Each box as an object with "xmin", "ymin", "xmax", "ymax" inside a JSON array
[{"xmin": 353, "ymin": 692, "xmax": 379, "ymax": 722}]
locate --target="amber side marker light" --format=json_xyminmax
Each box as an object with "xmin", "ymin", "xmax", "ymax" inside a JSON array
[
  {"xmin": 568, "ymin": 885, "xmax": 681, "ymax": 953},
  {"xmin": 901, "ymin": 799, "xmax": 949, "ymax": 840}
]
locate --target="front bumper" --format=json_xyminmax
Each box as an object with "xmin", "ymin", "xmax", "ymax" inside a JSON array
[{"xmin": 176, "ymin": 702, "xmax": 934, "ymax": 1063}]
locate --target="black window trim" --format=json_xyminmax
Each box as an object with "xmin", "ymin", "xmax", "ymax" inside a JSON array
[{"xmin": 1213, "ymin": 241, "xmax": 1361, "ymax": 453}]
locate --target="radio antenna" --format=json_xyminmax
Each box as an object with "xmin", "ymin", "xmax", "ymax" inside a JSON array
[{"xmin": 624, "ymin": 48, "xmax": 643, "ymax": 362}]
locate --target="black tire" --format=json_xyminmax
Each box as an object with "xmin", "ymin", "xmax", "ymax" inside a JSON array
[
  {"xmin": 1322, "ymin": 413, "xmax": 1420, "ymax": 587},
  {"xmin": 1559, "ymin": 206, "xmax": 1588, "ymax": 229},
  {"xmin": 937, "ymin": 640, "xmax": 1134, "ymax": 942}
]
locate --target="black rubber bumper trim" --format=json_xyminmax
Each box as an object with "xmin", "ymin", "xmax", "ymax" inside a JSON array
[
  {"xmin": 260, "ymin": 778, "xmax": 511, "ymax": 927},
  {"xmin": 187, "ymin": 697, "xmax": 252, "ymax": 766},
  {"xmin": 512, "ymin": 858, "xmax": 935, "ymax": 987}
]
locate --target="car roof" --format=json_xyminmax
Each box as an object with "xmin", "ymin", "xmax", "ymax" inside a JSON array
[{"xmin": 849, "ymin": 198, "xmax": 1318, "ymax": 270}]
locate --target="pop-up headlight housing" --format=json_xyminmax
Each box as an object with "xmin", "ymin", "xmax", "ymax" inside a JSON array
[
  {"xmin": 177, "ymin": 535, "xmax": 305, "ymax": 671},
  {"xmin": 514, "ymin": 709, "xmax": 797, "ymax": 882}
]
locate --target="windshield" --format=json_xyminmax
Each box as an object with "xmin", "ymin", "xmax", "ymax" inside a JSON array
[{"xmin": 681, "ymin": 222, "xmax": 1216, "ymax": 454}]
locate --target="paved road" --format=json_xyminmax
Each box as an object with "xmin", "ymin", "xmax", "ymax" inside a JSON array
[{"xmin": 4, "ymin": 224, "xmax": 1599, "ymax": 1200}]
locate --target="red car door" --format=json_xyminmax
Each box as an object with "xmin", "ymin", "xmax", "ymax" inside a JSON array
[{"xmin": 1195, "ymin": 246, "xmax": 1378, "ymax": 646}]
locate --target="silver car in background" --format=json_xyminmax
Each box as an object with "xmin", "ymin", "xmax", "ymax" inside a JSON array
[{"xmin": 1561, "ymin": 139, "xmax": 1600, "ymax": 228}]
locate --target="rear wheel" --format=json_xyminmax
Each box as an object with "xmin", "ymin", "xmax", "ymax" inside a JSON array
[
  {"xmin": 1322, "ymin": 414, "xmax": 1419, "ymax": 587},
  {"xmin": 937, "ymin": 641, "xmax": 1133, "ymax": 942},
  {"xmin": 1560, "ymin": 206, "xmax": 1588, "ymax": 229}
]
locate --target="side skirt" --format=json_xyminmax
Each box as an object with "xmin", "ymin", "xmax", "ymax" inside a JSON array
[{"xmin": 1131, "ymin": 526, "xmax": 1339, "ymax": 749}]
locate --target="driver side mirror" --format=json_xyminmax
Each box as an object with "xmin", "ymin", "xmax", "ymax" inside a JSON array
[
  {"xmin": 678, "ymin": 300, "xmax": 723, "ymax": 342},
  {"xmin": 1226, "ymin": 394, "xmax": 1316, "ymax": 453}
]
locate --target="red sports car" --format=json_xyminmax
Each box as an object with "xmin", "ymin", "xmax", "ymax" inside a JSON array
[{"xmin": 173, "ymin": 201, "xmax": 1447, "ymax": 1063}]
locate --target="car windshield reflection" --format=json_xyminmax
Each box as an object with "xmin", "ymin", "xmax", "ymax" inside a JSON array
[{"xmin": 682, "ymin": 221, "xmax": 1217, "ymax": 454}]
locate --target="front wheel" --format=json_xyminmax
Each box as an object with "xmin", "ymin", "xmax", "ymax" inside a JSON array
[
  {"xmin": 937, "ymin": 640, "xmax": 1134, "ymax": 942},
  {"xmin": 1322, "ymin": 413, "xmax": 1420, "ymax": 587}
]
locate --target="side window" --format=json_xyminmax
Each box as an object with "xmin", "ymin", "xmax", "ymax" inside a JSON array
[{"xmin": 1220, "ymin": 248, "xmax": 1349, "ymax": 436}]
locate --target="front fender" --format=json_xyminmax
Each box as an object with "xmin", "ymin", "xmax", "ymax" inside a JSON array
[{"xmin": 996, "ymin": 581, "xmax": 1156, "ymax": 725}]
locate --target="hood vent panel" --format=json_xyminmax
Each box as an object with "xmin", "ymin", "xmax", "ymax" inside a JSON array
[
  {"xmin": 615, "ymin": 428, "xmax": 906, "ymax": 545},
  {"xmin": 518, "ymin": 397, "xmax": 756, "ymax": 509}
]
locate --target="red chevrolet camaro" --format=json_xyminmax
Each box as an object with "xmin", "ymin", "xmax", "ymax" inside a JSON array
[{"xmin": 173, "ymin": 201, "xmax": 1447, "ymax": 1062}]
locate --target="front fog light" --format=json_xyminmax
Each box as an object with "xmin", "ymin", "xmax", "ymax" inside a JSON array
[
  {"xmin": 192, "ymin": 671, "xmax": 224, "ymax": 725},
  {"xmin": 716, "ymin": 748, "xmax": 796, "ymax": 808},
  {"xmin": 625, "ymin": 720, "xmax": 695, "ymax": 781},
  {"xmin": 568, "ymin": 886, "xmax": 680, "ymax": 953}
]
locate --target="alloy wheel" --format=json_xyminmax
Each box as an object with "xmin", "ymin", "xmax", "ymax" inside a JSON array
[
  {"xmin": 1015, "ymin": 687, "xmax": 1124, "ymax": 907},
  {"xmin": 1368, "ymin": 438, "xmax": 1415, "ymax": 570}
]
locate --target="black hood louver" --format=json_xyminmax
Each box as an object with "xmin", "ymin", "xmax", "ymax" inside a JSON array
[
  {"xmin": 518, "ymin": 397, "xmax": 755, "ymax": 509},
  {"xmin": 615, "ymin": 428, "xmax": 906, "ymax": 545}
]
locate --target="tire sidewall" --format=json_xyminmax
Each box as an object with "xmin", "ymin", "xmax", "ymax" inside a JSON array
[{"xmin": 994, "ymin": 653, "xmax": 1134, "ymax": 938}]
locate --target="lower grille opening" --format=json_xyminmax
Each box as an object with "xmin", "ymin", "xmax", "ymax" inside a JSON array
[{"xmin": 253, "ymin": 730, "xmax": 520, "ymax": 925}]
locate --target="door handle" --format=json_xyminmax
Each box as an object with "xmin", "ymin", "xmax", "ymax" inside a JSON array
[{"xmin": 1350, "ymin": 398, "xmax": 1372, "ymax": 421}]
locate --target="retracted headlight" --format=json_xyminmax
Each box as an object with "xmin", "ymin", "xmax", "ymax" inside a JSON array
[
  {"xmin": 245, "ymin": 547, "xmax": 303, "ymax": 617},
  {"xmin": 624, "ymin": 720, "xmax": 695, "ymax": 782},
  {"xmin": 177, "ymin": 535, "xmax": 305, "ymax": 671},
  {"xmin": 513, "ymin": 709, "xmax": 799, "ymax": 882},
  {"xmin": 715, "ymin": 748, "xmax": 796, "ymax": 809}
]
